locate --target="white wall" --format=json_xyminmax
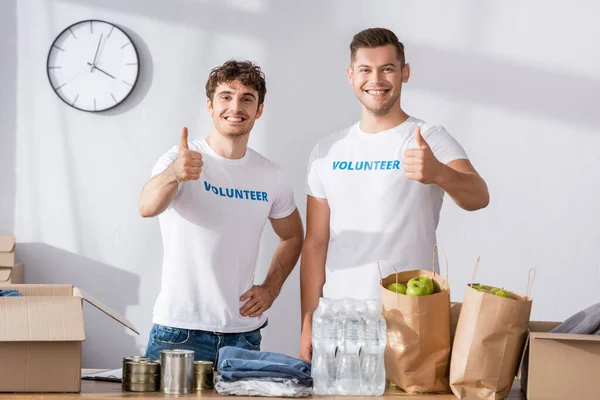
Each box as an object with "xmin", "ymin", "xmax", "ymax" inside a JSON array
[
  {"xmin": 0, "ymin": 0, "xmax": 17, "ymax": 232},
  {"xmin": 2, "ymin": 0, "xmax": 599, "ymax": 368}
]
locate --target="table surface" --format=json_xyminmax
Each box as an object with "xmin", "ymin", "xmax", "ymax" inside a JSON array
[{"xmin": 3, "ymin": 370, "xmax": 526, "ymax": 399}]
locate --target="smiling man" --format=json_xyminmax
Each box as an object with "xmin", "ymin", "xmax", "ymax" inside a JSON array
[
  {"xmin": 299, "ymin": 28, "xmax": 489, "ymax": 361},
  {"xmin": 139, "ymin": 60, "xmax": 303, "ymax": 362}
]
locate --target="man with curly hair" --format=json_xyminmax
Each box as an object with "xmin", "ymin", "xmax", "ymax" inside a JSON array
[{"xmin": 140, "ymin": 60, "xmax": 303, "ymax": 362}]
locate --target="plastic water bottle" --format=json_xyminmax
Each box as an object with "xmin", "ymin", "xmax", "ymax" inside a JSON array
[
  {"xmin": 336, "ymin": 300, "xmax": 363, "ymax": 394},
  {"xmin": 357, "ymin": 303, "xmax": 375, "ymax": 395},
  {"xmin": 311, "ymin": 299, "xmax": 325, "ymax": 394},
  {"xmin": 312, "ymin": 298, "xmax": 335, "ymax": 394},
  {"xmin": 363, "ymin": 299, "xmax": 387, "ymax": 395}
]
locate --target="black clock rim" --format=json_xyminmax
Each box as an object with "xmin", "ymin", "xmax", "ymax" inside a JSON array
[{"xmin": 46, "ymin": 19, "xmax": 141, "ymax": 113}]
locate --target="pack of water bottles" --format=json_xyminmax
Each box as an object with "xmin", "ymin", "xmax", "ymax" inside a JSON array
[{"xmin": 311, "ymin": 298, "xmax": 387, "ymax": 396}]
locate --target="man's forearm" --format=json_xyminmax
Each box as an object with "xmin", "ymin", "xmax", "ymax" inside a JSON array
[
  {"xmin": 139, "ymin": 165, "xmax": 179, "ymax": 218},
  {"xmin": 300, "ymin": 240, "xmax": 327, "ymax": 331},
  {"xmin": 262, "ymin": 234, "xmax": 303, "ymax": 298},
  {"xmin": 435, "ymin": 164, "xmax": 489, "ymax": 211}
]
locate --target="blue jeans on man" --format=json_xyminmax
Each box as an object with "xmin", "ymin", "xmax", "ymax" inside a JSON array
[{"xmin": 144, "ymin": 324, "xmax": 262, "ymax": 365}]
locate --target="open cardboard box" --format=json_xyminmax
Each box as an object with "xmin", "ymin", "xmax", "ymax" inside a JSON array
[
  {"xmin": 520, "ymin": 321, "xmax": 600, "ymax": 400},
  {"xmin": 0, "ymin": 284, "xmax": 138, "ymax": 393}
]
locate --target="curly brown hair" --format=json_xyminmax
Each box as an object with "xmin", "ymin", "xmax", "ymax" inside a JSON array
[
  {"xmin": 205, "ymin": 60, "xmax": 267, "ymax": 107},
  {"xmin": 350, "ymin": 28, "xmax": 405, "ymax": 66}
]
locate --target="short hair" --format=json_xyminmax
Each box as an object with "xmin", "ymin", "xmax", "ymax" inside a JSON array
[
  {"xmin": 350, "ymin": 28, "xmax": 405, "ymax": 66},
  {"xmin": 205, "ymin": 60, "xmax": 267, "ymax": 105}
]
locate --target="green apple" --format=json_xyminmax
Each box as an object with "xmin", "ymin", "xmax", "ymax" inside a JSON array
[
  {"xmin": 407, "ymin": 276, "xmax": 435, "ymax": 294},
  {"xmin": 386, "ymin": 282, "xmax": 407, "ymax": 294},
  {"xmin": 406, "ymin": 281, "xmax": 432, "ymax": 296},
  {"xmin": 493, "ymin": 289, "xmax": 512, "ymax": 299},
  {"xmin": 472, "ymin": 284, "xmax": 490, "ymax": 293}
]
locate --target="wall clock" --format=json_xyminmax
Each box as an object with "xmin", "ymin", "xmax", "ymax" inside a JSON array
[{"xmin": 47, "ymin": 19, "xmax": 140, "ymax": 112}]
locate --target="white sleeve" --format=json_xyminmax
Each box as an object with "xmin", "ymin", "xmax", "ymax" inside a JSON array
[
  {"xmin": 151, "ymin": 145, "xmax": 179, "ymax": 177},
  {"xmin": 306, "ymin": 143, "xmax": 327, "ymax": 199},
  {"xmin": 421, "ymin": 125, "xmax": 469, "ymax": 165},
  {"xmin": 269, "ymin": 168, "xmax": 297, "ymax": 219},
  {"xmin": 151, "ymin": 146, "xmax": 183, "ymax": 196}
]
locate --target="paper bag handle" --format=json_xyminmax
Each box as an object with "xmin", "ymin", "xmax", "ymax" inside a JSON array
[
  {"xmin": 377, "ymin": 261, "xmax": 400, "ymax": 285},
  {"xmin": 432, "ymin": 244, "xmax": 449, "ymax": 280},
  {"xmin": 526, "ymin": 268, "xmax": 536, "ymax": 297},
  {"xmin": 469, "ymin": 255, "xmax": 482, "ymax": 285}
]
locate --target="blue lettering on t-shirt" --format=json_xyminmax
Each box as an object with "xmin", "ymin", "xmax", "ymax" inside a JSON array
[
  {"xmin": 203, "ymin": 181, "xmax": 268, "ymax": 202},
  {"xmin": 332, "ymin": 160, "xmax": 402, "ymax": 171}
]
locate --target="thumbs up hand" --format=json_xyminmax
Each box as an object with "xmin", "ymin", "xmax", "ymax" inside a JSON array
[
  {"xmin": 173, "ymin": 127, "xmax": 203, "ymax": 182},
  {"xmin": 402, "ymin": 126, "xmax": 442, "ymax": 184}
]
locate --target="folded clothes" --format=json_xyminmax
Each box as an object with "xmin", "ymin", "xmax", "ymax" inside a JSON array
[
  {"xmin": 217, "ymin": 346, "xmax": 312, "ymax": 387},
  {"xmin": 0, "ymin": 289, "xmax": 22, "ymax": 297},
  {"xmin": 551, "ymin": 303, "xmax": 600, "ymax": 335},
  {"xmin": 214, "ymin": 375, "xmax": 312, "ymax": 397}
]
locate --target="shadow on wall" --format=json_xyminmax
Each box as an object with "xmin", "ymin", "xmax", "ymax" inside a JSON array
[
  {"xmin": 102, "ymin": 27, "xmax": 154, "ymax": 116},
  {"xmin": 18, "ymin": 242, "xmax": 141, "ymax": 369}
]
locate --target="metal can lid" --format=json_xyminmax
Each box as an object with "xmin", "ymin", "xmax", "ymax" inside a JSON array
[
  {"xmin": 123, "ymin": 356, "xmax": 151, "ymax": 362},
  {"xmin": 194, "ymin": 360, "xmax": 213, "ymax": 366},
  {"xmin": 124, "ymin": 359, "xmax": 160, "ymax": 364},
  {"xmin": 159, "ymin": 349, "xmax": 194, "ymax": 358}
]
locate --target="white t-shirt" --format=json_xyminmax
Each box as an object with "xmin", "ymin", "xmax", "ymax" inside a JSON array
[
  {"xmin": 151, "ymin": 138, "xmax": 296, "ymax": 332},
  {"xmin": 306, "ymin": 116, "xmax": 468, "ymax": 300}
]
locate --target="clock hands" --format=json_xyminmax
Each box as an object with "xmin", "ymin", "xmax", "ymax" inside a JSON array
[
  {"xmin": 88, "ymin": 32, "xmax": 114, "ymax": 79},
  {"xmin": 90, "ymin": 34, "xmax": 104, "ymax": 73},
  {"xmin": 86, "ymin": 62, "xmax": 116, "ymax": 79}
]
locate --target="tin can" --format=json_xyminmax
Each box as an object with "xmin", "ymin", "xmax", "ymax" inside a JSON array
[
  {"xmin": 123, "ymin": 359, "xmax": 160, "ymax": 375},
  {"xmin": 122, "ymin": 359, "xmax": 160, "ymax": 392},
  {"xmin": 122, "ymin": 382, "xmax": 159, "ymax": 392},
  {"xmin": 124, "ymin": 372, "xmax": 160, "ymax": 384},
  {"xmin": 194, "ymin": 360, "xmax": 214, "ymax": 390},
  {"xmin": 160, "ymin": 349, "xmax": 194, "ymax": 394}
]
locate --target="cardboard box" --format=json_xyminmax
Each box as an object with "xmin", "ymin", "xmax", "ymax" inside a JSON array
[
  {"xmin": 0, "ymin": 284, "xmax": 138, "ymax": 393},
  {"xmin": 0, "ymin": 262, "xmax": 24, "ymax": 284},
  {"xmin": 0, "ymin": 234, "xmax": 16, "ymax": 267},
  {"xmin": 521, "ymin": 321, "xmax": 600, "ymax": 400}
]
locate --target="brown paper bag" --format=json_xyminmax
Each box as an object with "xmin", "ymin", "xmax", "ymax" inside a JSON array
[
  {"xmin": 449, "ymin": 257, "xmax": 535, "ymax": 400},
  {"xmin": 379, "ymin": 247, "xmax": 451, "ymax": 394}
]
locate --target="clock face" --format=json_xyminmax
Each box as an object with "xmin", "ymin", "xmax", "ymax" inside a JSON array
[{"xmin": 47, "ymin": 20, "xmax": 140, "ymax": 112}]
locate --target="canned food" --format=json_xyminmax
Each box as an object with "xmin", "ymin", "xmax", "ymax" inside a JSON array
[
  {"xmin": 160, "ymin": 349, "xmax": 195, "ymax": 394},
  {"xmin": 194, "ymin": 360, "xmax": 214, "ymax": 390},
  {"xmin": 122, "ymin": 358, "xmax": 160, "ymax": 392},
  {"xmin": 122, "ymin": 381, "xmax": 159, "ymax": 392},
  {"xmin": 123, "ymin": 360, "xmax": 160, "ymax": 375},
  {"xmin": 124, "ymin": 372, "xmax": 160, "ymax": 384}
]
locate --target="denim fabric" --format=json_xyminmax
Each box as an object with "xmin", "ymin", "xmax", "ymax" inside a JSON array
[
  {"xmin": 144, "ymin": 324, "xmax": 262, "ymax": 365},
  {"xmin": 0, "ymin": 289, "xmax": 22, "ymax": 297},
  {"xmin": 217, "ymin": 346, "xmax": 312, "ymax": 386}
]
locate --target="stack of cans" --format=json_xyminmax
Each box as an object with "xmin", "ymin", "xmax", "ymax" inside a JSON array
[
  {"xmin": 122, "ymin": 356, "xmax": 160, "ymax": 392},
  {"xmin": 194, "ymin": 360, "xmax": 214, "ymax": 390}
]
